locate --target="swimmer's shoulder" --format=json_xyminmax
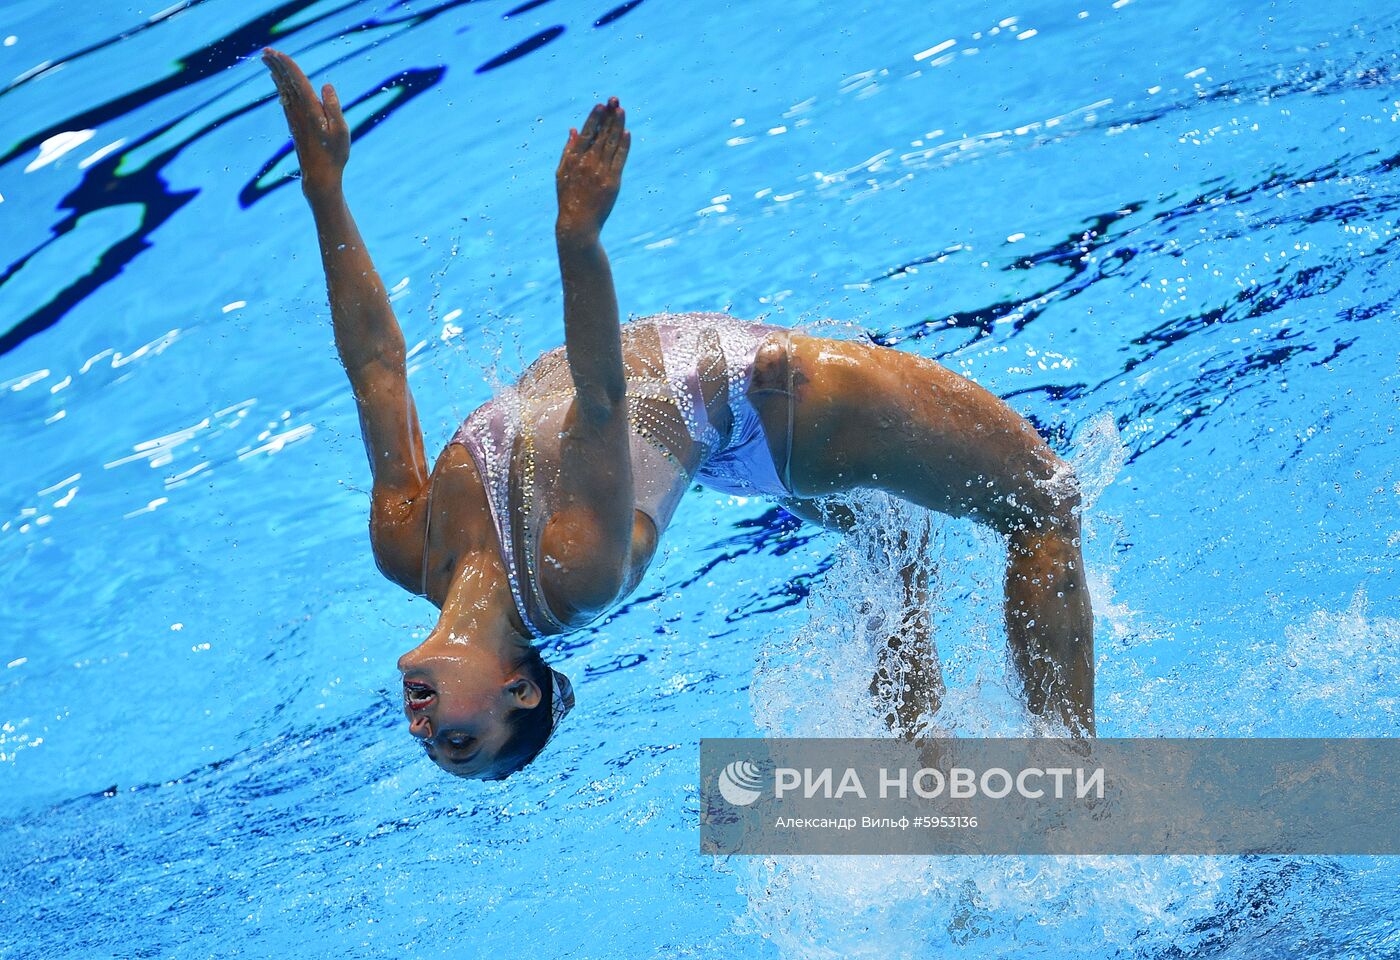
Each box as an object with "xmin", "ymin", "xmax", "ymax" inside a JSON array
[{"xmin": 382, "ymin": 441, "xmax": 497, "ymax": 604}]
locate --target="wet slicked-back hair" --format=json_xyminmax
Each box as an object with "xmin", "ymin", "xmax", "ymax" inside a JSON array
[{"xmin": 486, "ymin": 645, "xmax": 555, "ymax": 780}]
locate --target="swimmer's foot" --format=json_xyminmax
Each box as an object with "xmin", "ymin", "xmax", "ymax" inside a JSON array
[{"xmin": 555, "ymin": 96, "xmax": 631, "ymax": 239}]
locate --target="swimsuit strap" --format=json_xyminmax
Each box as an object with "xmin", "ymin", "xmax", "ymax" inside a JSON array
[
  {"xmin": 784, "ymin": 328, "xmax": 796, "ymax": 493},
  {"xmin": 453, "ymin": 394, "xmax": 549, "ymax": 639},
  {"xmin": 419, "ymin": 467, "xmax": 435, "ymax": 599}
]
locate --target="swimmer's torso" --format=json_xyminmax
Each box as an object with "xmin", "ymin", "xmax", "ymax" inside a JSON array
[{"xmin": 428, "ymin": 313, "xmax": 793, "ymax": 636}]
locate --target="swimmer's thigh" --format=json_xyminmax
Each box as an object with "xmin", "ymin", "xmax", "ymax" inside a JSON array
[{"xmin": 749, "ymin": 333, "xmax": 1068, "ymax": 529}]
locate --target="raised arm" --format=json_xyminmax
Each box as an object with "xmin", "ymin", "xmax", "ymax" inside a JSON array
[
  {"xmin": 534, "ymin": 98, "xmax": 641, "ymax": 623},
  {"xmin": 263, "ymin": 49, "xmax": 428, "ymax": 593},
  {"xmin": 554, "ymin": 98, "xmax": 631, "ymax": 414}
]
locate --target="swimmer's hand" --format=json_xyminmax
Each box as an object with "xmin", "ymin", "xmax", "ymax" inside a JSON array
[
  {"xmin": 262, "ymin": 47, "xmax": 350, "ymax": 201},
  {"xmin": 556, "ymin": 98, "xmax": 630, "ymax": 240}
]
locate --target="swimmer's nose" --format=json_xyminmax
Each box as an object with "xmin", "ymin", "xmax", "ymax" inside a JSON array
[{"xmin": 408, "ymin": 714, "xmax": 432, "ymax": 739}]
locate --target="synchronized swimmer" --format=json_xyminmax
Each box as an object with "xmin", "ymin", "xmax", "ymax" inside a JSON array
[{"xmin": 263, "ymin": 48, "xmax": 1093, "ymax": 780}]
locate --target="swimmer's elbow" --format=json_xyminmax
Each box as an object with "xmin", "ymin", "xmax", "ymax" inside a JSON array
[
  {"xmin": 369, "ymin": 491, "xmax": 427, "ymax": 594},
  {"xmin": 371, "ymin": 539, "xmax": 418, "ymax": 594},
  {"xmin": 539, "ymin": 566, "xmax": 621, "ymax": 629},
  {"xmin": 538, "ymin": 510, "xmax": 629, "ymax": 624}
]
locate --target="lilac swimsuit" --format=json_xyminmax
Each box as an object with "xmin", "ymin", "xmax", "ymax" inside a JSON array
[{"xmin": 451, "ymin": 313, "xmax": 794, "ymax": 637}]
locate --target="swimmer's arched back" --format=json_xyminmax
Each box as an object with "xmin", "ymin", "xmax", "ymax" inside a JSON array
[{"xmin": 262, "ymin": 47, "xmax": 1092, "ymax": 780}]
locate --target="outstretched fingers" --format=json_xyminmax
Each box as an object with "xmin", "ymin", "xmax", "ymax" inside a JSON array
[
  {"xmin": 576, "ymin": 103, "xmax": 606, "ymax": 149},
  {"xmin": 555, "ymin": 97, "xmax": 628, "ymax": 234},
  {"xmin": 263, "ymin": 48, "xmax": 325, "ymax": 135},
  {"xmin": 557, "ymin": 128, "xmax": 578, "ymax": 174},
  {"xmin": 601, "ymin": 103, "xmax": 624, "ymax": 153},
  {"xmin": 321, "ymin": 82, "xmax": 347, "ymax": 132},
  {"xmin": 612, "ymin": 129, "xmax": 631, "ymax": 171},
  {"xmin": 264, "ymin": 49, "xmax": 313, "ymax": 104},
  {"xmin": 572, "ymin": 98, "xmax": 627, "ymax": 159}
]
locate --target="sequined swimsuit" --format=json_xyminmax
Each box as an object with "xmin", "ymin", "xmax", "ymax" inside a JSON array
[{"xmin": 451, "ymin": 313, "xmax": 795, "ymax": 638}]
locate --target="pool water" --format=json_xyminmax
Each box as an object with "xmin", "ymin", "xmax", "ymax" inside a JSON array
[{"xmin": 3, "ymin": 0, "xmax": 1399, "ymax": 956}]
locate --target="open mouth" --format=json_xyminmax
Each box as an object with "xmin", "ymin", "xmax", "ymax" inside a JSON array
[{"xmin": 403, "ymin": 679, "xmax": 436, "ymax": 712}]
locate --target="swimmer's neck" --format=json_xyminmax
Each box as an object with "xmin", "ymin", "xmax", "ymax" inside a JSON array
[{"xmin": 433, "ymin": 547, "xmax": 533, "ymax": 649}]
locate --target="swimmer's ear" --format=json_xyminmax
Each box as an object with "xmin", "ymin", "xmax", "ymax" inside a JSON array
[{"xmin": 505, "ymin": 676, "xmax": 543, "ymax": 710}]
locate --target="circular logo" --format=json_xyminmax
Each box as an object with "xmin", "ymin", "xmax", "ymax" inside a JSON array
[{"xmin": 718, "ymin": 759, "xmax": 765, "ymax": 806}]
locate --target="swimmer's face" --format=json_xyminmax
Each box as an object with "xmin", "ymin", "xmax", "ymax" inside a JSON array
[{"xmin": 396, "ymin": 646, "xmax": 542, "ymax": 780}]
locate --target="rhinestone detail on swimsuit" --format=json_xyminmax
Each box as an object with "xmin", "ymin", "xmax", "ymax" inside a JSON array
[{"xmin": 452, "ymin": 314, "xmax": 790, "ymax": 638}]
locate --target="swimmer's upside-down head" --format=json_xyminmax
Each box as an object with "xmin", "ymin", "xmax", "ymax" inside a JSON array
[{"xmin": 398, "ymin": 634, "xmax": 571, "ymax": 780}]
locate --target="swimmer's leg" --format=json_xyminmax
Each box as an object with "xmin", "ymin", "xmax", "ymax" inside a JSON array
[
  {"xmin": 751, "ymin": 335, "xmax": 1094, "ymax": 736},
  {"xmin": 870, "ymin": 523, "xmax": 945, "ymax": 736},
  {"xmin": 781, "ymin": 497, "xmax": 945, "ymax": 736},
  {"xmin": 1002, "ymin": 519, "xmax": 1093, "ymax": 736}
]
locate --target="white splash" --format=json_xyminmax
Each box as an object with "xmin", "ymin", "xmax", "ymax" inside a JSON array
[{"xmin": 728, "ymin": 410, "xmax": 1252, "ymax": 955}]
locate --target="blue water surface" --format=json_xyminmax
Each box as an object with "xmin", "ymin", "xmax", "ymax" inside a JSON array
[{"xmin": 2, "ymin": 0, "xmax": 1398, "ymax": 957}]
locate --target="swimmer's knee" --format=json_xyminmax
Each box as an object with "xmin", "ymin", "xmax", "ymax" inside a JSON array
[
  {"xmin": 1039, "ymin": 457, "xmax": 1082, "ymax": 528},
  {"xmin": 997, "ymin": 456, "xmax": 1082, "ymax": 540}
]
